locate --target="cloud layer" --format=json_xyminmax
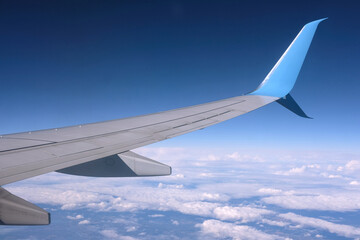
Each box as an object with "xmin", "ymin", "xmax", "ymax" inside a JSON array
[{"xmin": 4, "ymin": 147, "xmax": 360, "ymax": 239}]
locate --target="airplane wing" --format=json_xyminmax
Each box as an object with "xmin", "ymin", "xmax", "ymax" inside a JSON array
[{"xmin": 0, "ymin": 18, "xmax": 326, "ymax": 225}]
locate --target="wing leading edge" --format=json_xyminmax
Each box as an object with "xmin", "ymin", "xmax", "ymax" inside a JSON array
[{"xmin": 0, "ymin": 19, "xmax": 326, "ymax": 225}]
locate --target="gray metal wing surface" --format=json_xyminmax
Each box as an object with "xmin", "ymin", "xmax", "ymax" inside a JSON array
[{"xmin": 0, "ymin": 95, "xmax": 276, "ymax": 186}]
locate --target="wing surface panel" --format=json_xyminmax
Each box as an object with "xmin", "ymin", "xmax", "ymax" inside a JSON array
[{"xmin": 0, "ymin": 95, "xmax": 277, "ymax": 185}]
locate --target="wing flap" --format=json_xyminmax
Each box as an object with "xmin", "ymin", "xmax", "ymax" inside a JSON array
[{"xmin": 57, "ymin": 151, "xmax": 171, "ymax": 177}]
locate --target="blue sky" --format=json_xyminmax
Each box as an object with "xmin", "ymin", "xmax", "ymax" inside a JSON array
[{"xmin": 1, "ymin": 1, "xmax": 360, "ymax": 239}]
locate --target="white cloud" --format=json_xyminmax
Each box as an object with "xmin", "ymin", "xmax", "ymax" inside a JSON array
[
  {"xmin": 328, "ymin": 174, "xmax": 342, "ymax": 179},
  {"xmin": 7, "ymin": 181, "xmax": 279, "ymax": 227},
  {"xmin": 226, "ymin": 152, "xmax": 243, "ymax": 161},
  {"xmin": 67, "ymin": 214, "xmax": 89, "ymax": 225},
  {"xmin": 196, "ymin": 219, "xmax": 282, "ymax": 240},
  {"xmin": 79, "ymin": 220, "xmax": 90, "ymax": 225},
  {"xmin": 126, "ymin": 226, "xmax": 136, "ymax": 232},
  {"xmin": 280, "ymin": 212, "xmax": 360, "ymax": 238},
  {"xmin": 334, "ymin": 160, "xmax": 360, "ymax": 175},
  {"xmin": 202, "ymin": 192, "xmax": 221, "ymax": 200},
  {"xmin": 199, "ymin": 172, "xmax": 213, "ymax": 177},
  {"xmin": 288, "ymin": 166, "xmax": 307, "ymax": 174},
  {"xmin": 213, "ymin": 206, "xmax": 273, "ymax": 222},
  {"xmin": 7, "ymin": 182, "xmax": 234, "ymax": 219},
  {"xmin": 275, "ymin": 164, "xmax": 320, "ymax": 176},
  {"xmin": 337, "ymin": 166, "xmax": 344, "ymax": 171},
  {"xmin": 148, "ymin": 214, "xmax": 164, "ymax": 218},
  {"xmin": 225, "ymin": 152, "xmax": 265, "ymax": 163},
  {"xmin": 174, "ymin": 174, "xmax": 184, "ymax": 178},
  {"xmin": 176, "ymin": 201, "xmax": 219, "ymax": 216},
  {"xmin": 196, "ymin": 182, "xmax": 268, "ymax": 199},
  {"xmin": 135, "ymin": 147, "xmax": 269, "ymax": 166},
  {"xmin": 258, "ymin": 188, "xmax": 282, "ymax": 195},
  {"xmin": 200, "ymin": 154, "xmax": 221, "ymax": 161},
  {"xmin": 262, "ymin": 219, "xmax": 289, "ymax": 227},
  {"xmin": 262, "ymin": 194, "xmax": 360, "ymax": 211},
  {"xmin": 157, "ymin": 183, "xmax": 184, "ymax": 189},
  {"xmin": 7, "ymin": 187, "xmax": 109, "ymax": 210},
  {"xmin": 171, "ymin": 220, "xmax": 179, "ymax": 225},
  {"xmin": 350, "ymin": 181, "xmax": 360, "ymax": 185},
  {"xmin": 67, "ymin": 214, "xmax": 83, "ymax": 220},
  {"xmin": 6, "ymin": 147, "xmax": 360, "ymax": 240},
  {"xmin": 100, "ymin": 230, "xmax": 137, "ymax": 240},
  {"xmin": 345, "ymin": 160, "xmax": 360, "ymax": 171}
]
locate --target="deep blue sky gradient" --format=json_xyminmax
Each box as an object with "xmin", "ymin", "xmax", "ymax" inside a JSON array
[{"xmin": 0, "ymin": 0, "xmax": 359, "ymax": 151}]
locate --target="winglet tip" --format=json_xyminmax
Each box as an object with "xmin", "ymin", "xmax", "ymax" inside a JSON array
[
  {"xmin": 276, "ymin": 94, "xmax": 312, "ymax": 119},
  {"xmin": 306, "ymin": 17, "xmax": 328, "ymax": 27},
  {"xmin": 249, "ymin": 18, "xmax": 326, "ymax": 98}
]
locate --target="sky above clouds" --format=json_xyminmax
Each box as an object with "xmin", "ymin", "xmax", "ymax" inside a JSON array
[{"xmin": 1, "ymin": 0, "xmax": 360, "ymax": 239}]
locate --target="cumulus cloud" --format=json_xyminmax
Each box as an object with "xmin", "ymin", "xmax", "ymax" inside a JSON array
[
  {"xmin": 196, "ymin": 219, "xmax": 282, "ymax": 240},
  {"xmin": 258, "ymin": 188, "xmax": 282, "ymax": 195},
  {"xmin": 8, "ymin": 183, "xmax": 223, "ymax": 210},
  {"xmin": 275, "ymin": 164, "xmax": 320, "ymax": 176},
  {"xmin": 67, "ymin": 214, "xmax": 84, "ymax": 220},
  {"xmin": 7, "ymin": 187, "xmax": 109, "ymax": 210},
  {"xmin": 126, "ymin": 226, "xmax": 136, "ymax": 232},
  {"xmin": 100, "ymin": 230, "xmax": 137, "ymax": 240},
  {"xmin": 157, "ymin": 183, "xmax": 184, "ymax": 189},
  {"xmin": 7, "ymin": 182, "xmax": 275, "ymax": 227},
  {"xmin": 280, "ymin": 212, "xmax": 360, "ymax": 238},
  {"xmin": 171, "ymin": 220, "xmax": 179, "ymax": 225},
  {"xmin": 67, "ymin": 214, "xmax": 89, "ymax": 225},
  {"xmin": 262, "ymin": 194, "xmax": 360, "ymax": 211},
  {"xmin": 200, "ymin": 154, "xmax": 221, "ymax": 161},
  {"xmin": 79, "ymin": 220, "xmax": 90, "ymax": 225},
  {"xmin": 345, "ymin": 160, "xmax": 360, "ymax": 171},
  {"xmin": 135, "ymin": 147, "xmax": 269, "ymax": 166},
  {"xmin": 350, "ymin": 181, "xmax": 360, "ymax": 185},
  {"xmin": 328, "ymin": 174, "xmax": 342, "ymax": 179},
  {"xmin": 7, "ymin": 183, "xmax": 234, "ymax": 218},
  {"xmin": 6, "ymin": 147, "xmax": 360, "ymax": 239},
  {"xmin": 148, "ymin": 214, "xmax": 164, "ymax": 218},
  {"xmin": 334, "ymin": 160, "xmax": 360, "ymax": 176},
  {"xmin": 199, "ymin": 172, "xmax": 213, "ymax": 177},
  {"xmin": 226, "ymin": 152, "xmax": 265, "ymax": 162},
  {"xmin": 226, "ymin": 152, "xmax": 243, "ymax": 161},
  {"xmin": 213, "ymin": 206, "xmax": 273, "ymax": 223},
  {"xmin": 261, "ymin": 219, "xmax": 289, "ymax": 227},
  {"xmin": 197, "ymin": 182, "xmax": 269, "ymax": 199}
]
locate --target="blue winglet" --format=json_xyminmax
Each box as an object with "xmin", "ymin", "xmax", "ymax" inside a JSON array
[
  {"xmin": 276, "ymin": 94, "xmax": 312, "ymax": 118},
  {"xmin": 249, "ymin": 18, "xmax": 327, "ymax": 98}
]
